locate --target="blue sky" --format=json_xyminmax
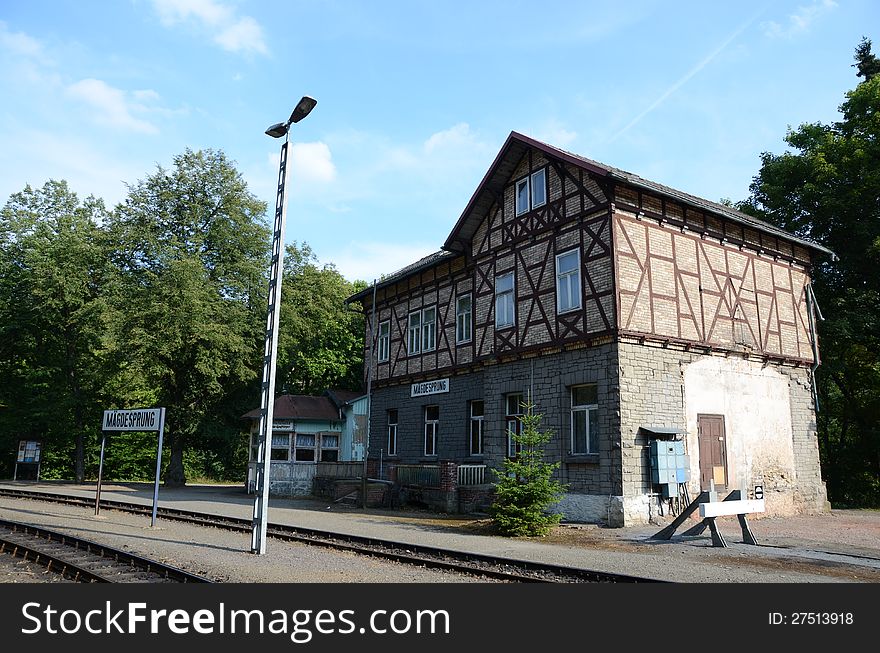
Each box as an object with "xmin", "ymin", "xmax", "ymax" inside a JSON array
[{"xmin": 1, "ymin": 0, "xmax": 875, "ymax": 282}]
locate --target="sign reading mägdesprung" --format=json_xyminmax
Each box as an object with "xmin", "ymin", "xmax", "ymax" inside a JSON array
[
  {"xmin": 411, "ymin": 378, "xmax": 450, "ymax": 398},
  {"xmin": 102, "ymin": 408, "xmax": 163, "ymax": 431}
]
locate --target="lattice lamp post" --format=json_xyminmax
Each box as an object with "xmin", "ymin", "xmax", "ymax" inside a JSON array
[{"xmin": 251, "ymin": 95, "xmax": 316, "ymax": 555}]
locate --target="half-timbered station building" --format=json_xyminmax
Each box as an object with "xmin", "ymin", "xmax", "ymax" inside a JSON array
[{"xmin": 346, "ymin": 131, "xmax": 834, "ymax": 526}]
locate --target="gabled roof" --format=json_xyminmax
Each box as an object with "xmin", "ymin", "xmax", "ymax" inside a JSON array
[
  {"xmin": 444, "ymin": 131, "xmax": 835, "ymax": 258},
  {"xmin": 346, "ymin": 249, "xmax": 456, "ymax": 303},
  {"xmin": 346, "ymin": 131, "xmax": 835, "ymax": 306},
  {"xmin": 325, "ymin": 388, "xmax": 367, "ymax": 408},
  {"xmin": 241, "ymin": 394, "xmax": 340, "ymax": 421}
]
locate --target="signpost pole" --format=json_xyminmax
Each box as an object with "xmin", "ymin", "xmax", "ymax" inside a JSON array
[
  {"xmin": 95, "ymin": 431, "xmax": 107, "ymax": 516},
  {"xmin": 151, "ymin": 408, "xmax": 166, "ymax": 528}
]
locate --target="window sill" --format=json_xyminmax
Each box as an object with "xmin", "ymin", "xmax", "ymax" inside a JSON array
[{"xmin": 565, "ymin": 454, "xmax": 600, "ymax": 464}]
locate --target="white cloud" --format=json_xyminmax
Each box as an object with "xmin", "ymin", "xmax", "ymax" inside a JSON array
[
  {"xmin": 290, "ymin": 141, "xmax": 337, "ymax": 185},
  {"xmin": 526, "ymin": 119, "xmax": 578, "ymax": 149},
  {"xmin": 329, "ymin": 241, "xmax": 439, "ymax": 283},
  {"xmin": 151, "ymin": 0, "xmax": 268, "ymax": 55},
  {"xmin": 0, "ymin": 127, "xmax": 144, "ymax": 207},
  {"xmin": 66, "ymin": 78, "xmax": 159, "ymax": 134},
  {"xmin": 761, "ymin": 0, "xmax": 837, "ymax": 40},
  {"xmin": 0, "ymin": 20, "xmax": 46, "ymax": 59},
  {"xmin": 424, "ymin": 122, "xmax": 473, "ymax": 153}
]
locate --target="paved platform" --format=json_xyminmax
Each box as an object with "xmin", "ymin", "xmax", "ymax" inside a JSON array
[{"xmin": 1, "ymin": 480, "xmax": 878, "ymax": 583}]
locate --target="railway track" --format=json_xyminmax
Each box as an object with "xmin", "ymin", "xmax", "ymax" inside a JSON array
[
  {"xmin": 0, "ymin": 517, "xmax": 213, "ymax": 583},
  {"xmin": 0, "ymin": 487, "xmax": 663, "ymax": 583}
]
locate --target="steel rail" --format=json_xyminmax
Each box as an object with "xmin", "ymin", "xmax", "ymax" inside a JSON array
[
  {"xmin": 0, "ymin": 487, "xmax": 662, "ymax": 583},
  {"xmin": 0, "ymin": 517, "xmax": 213, "ymax": 583}
]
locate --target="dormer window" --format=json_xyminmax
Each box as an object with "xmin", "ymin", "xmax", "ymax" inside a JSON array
[{"xmin": 515, "ymin": 168, "xmax": 547, "ymax": 215}]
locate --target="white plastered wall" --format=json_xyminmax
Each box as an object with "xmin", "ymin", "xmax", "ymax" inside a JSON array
[{"xmin": 683, "ymin": 357, "xmax": 795, "ymax": 513}]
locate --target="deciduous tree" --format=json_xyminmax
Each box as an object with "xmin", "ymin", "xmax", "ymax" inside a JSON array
[
  {"xmin": 739, "ymin": 40, "xmax": 880, "ymax": 506},
  {"xmin": 106, "ymin": 149, "xmax": 268, "ymax": 486}
]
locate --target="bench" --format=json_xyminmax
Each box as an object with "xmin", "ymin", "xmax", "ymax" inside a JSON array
[{"xmin": 652, "ymin": 489, "xmax": 764, "ymax": 547}]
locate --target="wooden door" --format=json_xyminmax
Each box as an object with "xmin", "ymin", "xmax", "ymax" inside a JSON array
[{"xmin": 697, "ymin": 414, "xmax": 728, "ymax": 491}]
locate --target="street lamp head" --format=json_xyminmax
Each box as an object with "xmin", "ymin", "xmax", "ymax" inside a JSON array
[
  {"xmin": 265, "ymin": 122, "xmax": 288, "ymax": 138},
  {"xmin": 265, "ymin": 96, "xmax": 317, "ymax": 138},
  {"xmin": 288, "ymin": 96, "xmax": 317, "ymax": 124}
]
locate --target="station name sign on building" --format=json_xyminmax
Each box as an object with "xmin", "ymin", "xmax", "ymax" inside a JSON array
[
  {"xmin": 102, "ymin": 408, "xmax": 163, "ymax": 431},
  {"xmin": 411, "ymin": 378, "xmax": 450, "ymax": 398}
]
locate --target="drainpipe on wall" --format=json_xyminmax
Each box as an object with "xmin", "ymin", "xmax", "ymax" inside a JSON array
[
  {"xmin": 805, "ymin": 283, "xmax": 825, "ymax": 413},
  {"xmin": 362, "ymin": 279, "xmax": 378, "ymax": 508}
]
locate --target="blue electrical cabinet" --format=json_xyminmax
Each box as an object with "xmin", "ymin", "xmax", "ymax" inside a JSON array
[{"xmin": 650, "ymin": 439, "xmax": 689, "ymax": 495}]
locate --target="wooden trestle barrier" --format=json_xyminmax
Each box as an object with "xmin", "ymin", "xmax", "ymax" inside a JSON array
[{"xmin": 651, "ymin": 489, "xmax": 764, "ymax": 548}]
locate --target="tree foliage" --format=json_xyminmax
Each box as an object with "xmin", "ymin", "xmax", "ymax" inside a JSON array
[
  {"xmin": 0, "ymin": 181, "xmax": 112, "ymax": 481},
  {"xmin": 739, "ymin": 39, "xmax": 880, "ymax": 506},
  {"xmin": 0, "ymin": 149, "xmax": 368, "ymax": 486},
  {"xmin": 277, "ymin": 242, "xmax": 366, "ymax": 395},
  {"xmin": 490, "ymin": 401, "xmax": 567, "ymax": 536},
  {"xmin": 105, "ymin": 149, "xmax": 269, "ymax": 485}
]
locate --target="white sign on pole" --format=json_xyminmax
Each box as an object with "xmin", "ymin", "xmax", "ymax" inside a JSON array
[
  {"xmin": 99, "ymin": 407, "xmax": 166, "ymax": 527},
  {"xmin": 102, "ymin": 409, "xmax": 162, "ymax": 431}
]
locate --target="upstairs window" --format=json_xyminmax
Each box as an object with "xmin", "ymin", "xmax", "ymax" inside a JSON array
[
  {"xmin": 456, "ymin": 293, "xmax": 472, "ymax": 344},
  {"xmin": 408, "ymin": 311, "xmax": 421, "ymax": 355},
  {"xmin": 556, "ymin": 249, "xmax": 581, "ymax": 314},
  {"xmin": 377, "ymin": 320, "xmax": 390, "ymax": 362},
  {"xmin": 531, "ymin": 169, "xmax": 546, "ymax": 208},
  {"xmin": 408, "ymin": 307, "xmax": 435, "ymax": 355},
  {"xmin": 515, "ymin": 168, "xmax": 547, "ymax": 215},
  {"xmin": 495, "ymin": 272, "xmax": 515, "ymax": 328},
  {"xmin": 515, "ymin": 178, "xmax": 530, "ymax": 216},
  {"xmin": 422, "ymin": 306, "xmax": 436, "ymax": 352}
]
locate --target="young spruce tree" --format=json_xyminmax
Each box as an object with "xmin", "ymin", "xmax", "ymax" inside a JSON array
[{"xmin": 490, "ymin": 400, "xmax": 567, "ymax": 537}]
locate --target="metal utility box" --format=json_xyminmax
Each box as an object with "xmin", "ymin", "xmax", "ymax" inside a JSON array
[{"xmin": 649, "ymin": 439, "xmax": 690, "ymax": 486}]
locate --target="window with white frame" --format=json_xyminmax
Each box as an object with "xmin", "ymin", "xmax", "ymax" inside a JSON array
[
  {"xmin": 270, "ymin": 432, "xmax": 290, "ymax": 461},
  {"xmin": 387, "ymin": 409, "xmax": 398, "ymax": 456},
  {"xmin": 377, "ymin": 320, "xmax": 390, "ymax": 362},
  {"xmin": 515, "ymin": 168, "xmax": 547, "ymax": 215},
  {"xmin": 515, "ymin": 178, "xmax": 530, "ymax": 215},
  {"xmin": 571, "ymin": 384, "xmax": 599, "ymax": 455},
  {"xmin": 293, "ymin": 433, "xmax": 316, "ymax": 461},
  {"xmin": 424, "ymin": 405, "xmax": 439, "ymax": 456},
  {"xmin": 506, "ymin": 393, "xmax": 523, "ymax": 458},
  {"xmin": 469, "ymin": 400, "xmax": 484, "ymax": 455},
  {"xmin": 320, "ymin": 433, "xmax": 339, "ymax": 462},
  {"xmin": 495, "ymin": 272, "xmax": 515, "ymax": 328},
  {"xmin": 556, "ymin": 249, "xmax": 581, "ymax": 314},
  {"xmin": 408, "ymin": 307, "xmax": 436, "ymax": 355},
  {"xmin": 408, "ymin": 311, "xmax": 421, "ymax": 355},
  {"xmin": 421, "ymin": 306, "xmax": 436, "ymax": 352},
  {"xmin": 456, "ymin": 293, "xmax": 472, "ymax": 344},
  {"xmin": 531, "ymin": 168, "xmax": 546, "ymax": 208}
]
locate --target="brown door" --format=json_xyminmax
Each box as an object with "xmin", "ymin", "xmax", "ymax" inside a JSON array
[{"xmin": 697, "ymin": 414, "xmax": 728, "ymax": 491}]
